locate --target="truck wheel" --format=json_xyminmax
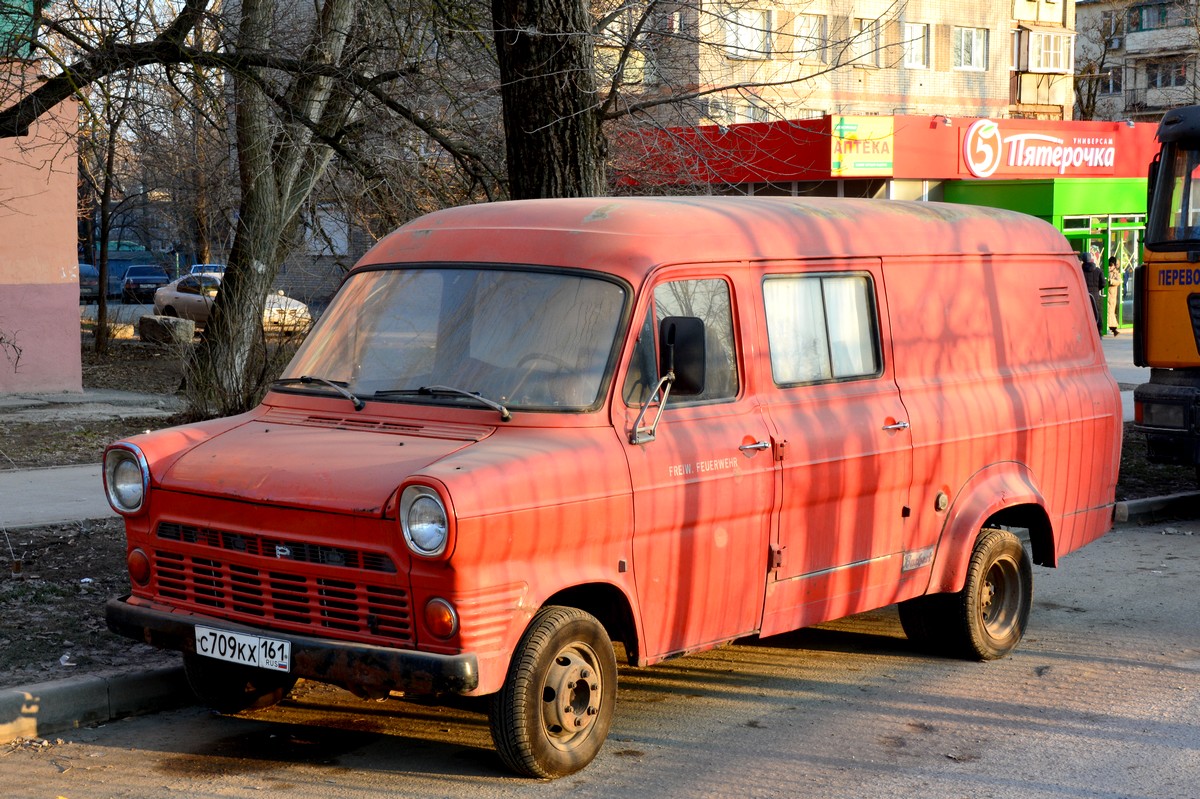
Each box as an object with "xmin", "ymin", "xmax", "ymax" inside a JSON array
[
  {"xmin": 182, "ymin": 653, "xmax": 297, "ymax": 713},
  {"xmin": 488, "ymin": 606, "xmax": 617, "ymax": 778},
  {"xmin": 899, "ymin": 528, "xmax": 1032, "ymax": 661}
]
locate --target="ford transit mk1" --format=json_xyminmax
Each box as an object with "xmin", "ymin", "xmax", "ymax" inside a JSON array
[{"xmin": 104, "ymin": 197, "xmax": 1121, "ymax": 778}]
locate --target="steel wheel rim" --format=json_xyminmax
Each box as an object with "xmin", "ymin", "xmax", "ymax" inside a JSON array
[
  {"xmin": 979, "ymin": 555, "xmax": 1021, "ymax": 638},
  {"xmin": 540, "ymin": 641, "xmax": 603, "ymax": 750}
]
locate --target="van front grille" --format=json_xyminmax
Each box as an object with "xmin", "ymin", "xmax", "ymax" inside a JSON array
[
  {"xmin": 151, "ymin": 524, "xmax": 411, "ymax": 644},
  {"xmin": 158, "ymin": 522, "xmax": 396, "ymax": 573}
]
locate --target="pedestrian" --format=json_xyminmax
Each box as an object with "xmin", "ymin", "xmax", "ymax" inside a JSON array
[
  {"xmin": 1106, "ymin": 256, "xmax": 1122, "ymax": 335},
  {"xmin": 1081, "ymin": 254, "xmax": 1102, "ymax": 334}
]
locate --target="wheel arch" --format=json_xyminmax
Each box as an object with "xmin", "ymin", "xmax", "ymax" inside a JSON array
[
  {"xmin": 925, "ymin": 462, "xmax": 1053, "ymax": 595},
  {"xmin": 543, "ymin": 582, "xmax": 641, "ymax": 666}
]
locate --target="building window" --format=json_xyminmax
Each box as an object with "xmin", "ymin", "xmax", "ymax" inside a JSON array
[
  {"xmin": 705, "ymin": 97, "xmax": 771, "ymax": 125},
  {"xmin": 723, "ymin": 7, "xmax": 772, "ymax": 60},
  {"xmin": 1028, "ymin": 31, "xmax": 1073, "ymax": 73},
  {"xmin": 1100, "ymin": 66, "xmax": 1124, "ymax": 95},
  {"xmin": 953, "ymin": 26, "xmax": 988, "ymax": 70},
  {"xmin": 903, "ymin": 23, "xmax": 929, "ymax": 69},
  {"xmin": 795, "ymin": 13, "xmax": 825, "ymax": 62},
  {"xmin": 1146, "ymin": 58, "xmax": 1188, "ymax": 88},
  {"xmin": 1127, "ymin": 2, "xmax": 1193, "ymax": 33},
  {"xmin": 1101, "ymin": 10, "xmax": 1125, "ymax": 36},
  {"xmin": 852, "ymin": 17, "xmax": 882, "ymax": 66}
]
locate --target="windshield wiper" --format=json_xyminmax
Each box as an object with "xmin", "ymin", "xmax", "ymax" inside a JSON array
[
  {"xmin": 272, "ymin": 376, "xmax": 365, "ymax": 411},
  {"xmin": 374, "ymin": 385, "xmax": 511, "ymax": 422}
]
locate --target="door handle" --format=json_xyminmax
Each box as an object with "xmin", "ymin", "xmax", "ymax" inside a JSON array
[
  {"xmin": 739, "ymin": 441, "xmax": 770, "ymax": 452},
  {"xmin": 882, "ymin": 421, "xmax": 910, "ymax": 431}
]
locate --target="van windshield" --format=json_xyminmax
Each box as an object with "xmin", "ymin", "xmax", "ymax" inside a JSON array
[{"xmin": 281, "ymin": 267, "xmax": 628, "ymax": 412}]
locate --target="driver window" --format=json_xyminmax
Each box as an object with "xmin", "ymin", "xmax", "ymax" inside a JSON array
[{"xmin": 622, "ymin": 278, "xmax": 738, "ymax": 406}]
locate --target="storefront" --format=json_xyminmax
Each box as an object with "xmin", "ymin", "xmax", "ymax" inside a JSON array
[{"xmin": 617, "ymin": 114, "xmax": 1160, "ymax": 329}]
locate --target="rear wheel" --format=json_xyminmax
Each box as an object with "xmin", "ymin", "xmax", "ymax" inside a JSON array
[
  {"xmin": 489, "ymin": 606, "xmax": 617, "ymax": 778},
  {"xmin": 899, "ymin": 528, "xmax": 1032, "ymax": 661},
  {"xmin": 161, "ymin": 305, "xmax": 178, "ymax": 317},
  {"xmin": 182, "ymin": 653, "xmax": 297, "ymax": 713}
]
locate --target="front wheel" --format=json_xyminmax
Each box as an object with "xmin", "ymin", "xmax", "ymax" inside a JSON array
[
  {"xmin": 899, "ymin": 527, "xmax": 1032, "ymax": 661},
  {"xmin": 182, "ymin": 653, "xmax": 297, "ymax": 713},
  {"xmin": 488, "ymin": 606, "xmax": 617, "ymax": 778}
]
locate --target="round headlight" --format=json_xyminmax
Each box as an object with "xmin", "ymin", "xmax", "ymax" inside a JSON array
[
  {"xmin": 401, "ymin": 486, "xmax": 449, "ymax": 557},
  {"xmin": 104, "ymin": 446, "xmax": 148, "ymax": 514}
]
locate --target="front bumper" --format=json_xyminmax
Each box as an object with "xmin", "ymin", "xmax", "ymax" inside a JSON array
[
  {"xmin": 106, "ymin": 595, "xmax": 479, "ymax": 697},
  {"xmin": 123, "ymin": 285, "xmax": 164, "ymax": 301}
]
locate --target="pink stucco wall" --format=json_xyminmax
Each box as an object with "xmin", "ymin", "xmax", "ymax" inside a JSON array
[{"xmin": 0, "ymin": 63, "xmax": 81, "ymax": 394}]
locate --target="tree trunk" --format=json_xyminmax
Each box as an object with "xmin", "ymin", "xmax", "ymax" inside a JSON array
[
  {"xmin": 492, "ymin": 0, "xmax": 606, "ymax": 199},
  {"xmin": 185, "ymin": 0, "xmax": 358, "ymax": 418},
  {"xmin": 93, "ymin": 125, "xmax": 118, "ymax": 355}
]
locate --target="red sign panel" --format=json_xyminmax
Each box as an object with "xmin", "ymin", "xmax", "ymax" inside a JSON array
[{"xmin": 960, "ymin": 118, "xmax": 1118, "ymax": 178}]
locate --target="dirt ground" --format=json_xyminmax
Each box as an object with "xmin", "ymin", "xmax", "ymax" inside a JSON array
[
  {"xmin": 0, "ymin": 339, "xmax": 187, "ymax": 688},
  {"xmin": 0, "ymin": 519, "xmax": 177, "ymax": 689},
  {"xmin": 0, "ymin": 338, "xmax": 1197, "ymax": 690}
]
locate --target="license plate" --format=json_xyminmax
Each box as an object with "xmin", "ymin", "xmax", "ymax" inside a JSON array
[{"xmin": 194, "ymin": 625, "xmax": 291, "ymax": 672}]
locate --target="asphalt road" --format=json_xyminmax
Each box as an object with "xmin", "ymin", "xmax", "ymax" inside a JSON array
[{"xmin": 2, "ymin": 518, "xmax": 1196, "ymax": 798}]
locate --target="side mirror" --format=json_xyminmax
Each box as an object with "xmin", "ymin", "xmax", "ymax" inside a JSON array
[
  {"xmin": 659, "ymin": 316, "xmax": 705, "ymax": 396},
  {"xmin": 629, "ymin": 315, "xmax": 708, "ymax": 445},
  {"xmin": 1146, "ymin": 153, "xmax": 1158, "ymax": 218}
]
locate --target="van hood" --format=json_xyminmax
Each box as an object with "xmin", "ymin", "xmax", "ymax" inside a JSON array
[{"xmin": 158, "ymin": 412, "xmax": 493, "ymax": 516}]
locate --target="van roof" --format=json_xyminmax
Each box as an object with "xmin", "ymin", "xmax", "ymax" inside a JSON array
[{"xmin": 358, "ymin": 197, "xmax": 1070, "ymax": 282}]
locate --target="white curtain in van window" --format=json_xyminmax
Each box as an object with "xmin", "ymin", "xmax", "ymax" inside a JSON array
[
  {"xmin": 764, "ymin": 277, "xmax": 830, "ymax": 383},
  {"xmin": 822, "ymin": 276, "xmax": 876, "ymax": 378},
  {"xmin": 764, "ymin": 275, "xmax": 876, "ymax": 384}
]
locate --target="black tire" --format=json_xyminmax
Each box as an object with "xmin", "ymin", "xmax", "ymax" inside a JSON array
[
  {"xmin": 162, "ymin": 306, "xmax": 178, "ymax": 317},
  {"xmin": 488, "ymin": 606, "xmax": 617, "ymax": 778},
  {"xmin": 899, "ymin": 528, "xmax": 1032, "ymax": 661},
  {"xmin": 182, "ymin": 653, "xmax": 297, "ymax": 713}
]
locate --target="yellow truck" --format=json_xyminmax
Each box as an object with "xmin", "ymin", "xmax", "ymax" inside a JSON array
[{"xmin": 1135, "ymin": 105, "xmax": 1200, "ymax": 483}]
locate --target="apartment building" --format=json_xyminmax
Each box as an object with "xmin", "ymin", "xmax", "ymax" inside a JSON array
[
  {"xmin": 616, "ymin": 0, "xmax": 1077, "ymax": 124},
  {"xmin": 1076, "ymin": 0, "xmax": 1200, "ymax": 120},
  {"xmin": 1, "ymin": 2, "xmax": 81, "ymax": 393}
]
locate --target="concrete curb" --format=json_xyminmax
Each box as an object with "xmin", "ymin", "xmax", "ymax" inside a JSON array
[
  {"xmin": 0, "ymin": 666, "xmax": 189, "ymax": 743},
  {"xmin": 1114, "ymin": 491, "xmax": 1200, "ymax": 524}
]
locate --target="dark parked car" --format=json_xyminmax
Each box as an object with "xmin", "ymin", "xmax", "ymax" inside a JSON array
[
  {"xmin": 78, "ymin": 263, "xmax": 99, "ymax": 303},
  {"xmin": 121, "ymin": 265, "xmax": 171, "ymax": 303}
]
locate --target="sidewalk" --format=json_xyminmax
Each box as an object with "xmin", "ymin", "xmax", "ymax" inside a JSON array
[
  {"xmin": 1, "ymin": 387, "xmax": 190, "ymax": 741},
  {"xmin": 0, "ymin": 465, "xmax": 113, "ymax": 527},
  {"xmin": 0, "ymin": 388, "xmax": 183, "ymax": 530}
]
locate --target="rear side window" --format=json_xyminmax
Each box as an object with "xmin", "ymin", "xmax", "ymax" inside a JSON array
[{"xmin": 763, "ymin": 274, "xmax": 881, "ymax": 385}]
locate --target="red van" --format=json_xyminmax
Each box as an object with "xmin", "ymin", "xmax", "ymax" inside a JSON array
[{"xmin": 105, "ymin": 197, "xmax": 1120, "ymax": 778}]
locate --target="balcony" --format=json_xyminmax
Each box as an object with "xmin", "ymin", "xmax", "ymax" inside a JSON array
[{"xmin": 1125, "ymin": 86, "xmax": 1200, "ymax": 112}]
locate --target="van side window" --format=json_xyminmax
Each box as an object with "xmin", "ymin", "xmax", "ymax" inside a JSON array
[
  {"xmin": 622, "ymin": 278, "xmax": 739, "ymax": 405},
  {"xmin": 763, "ymin": 274, "xmax": 880, "ymax": 385}
]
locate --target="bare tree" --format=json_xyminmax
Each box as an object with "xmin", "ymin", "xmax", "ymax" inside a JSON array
[
  {"xmin": 1, "ymin": 0, "xmax": 910, "ymax": 415},
  {"xmin": 78, "ymin": 73, "xmax": 139, "ymax": 354},
  {"xmin": 1075, "ymin": 1, "xmax": 1131, "ymax": 120},
  {"xmin": 2, "ymin": 0, "xmax": 503, "ymax": 415}
]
